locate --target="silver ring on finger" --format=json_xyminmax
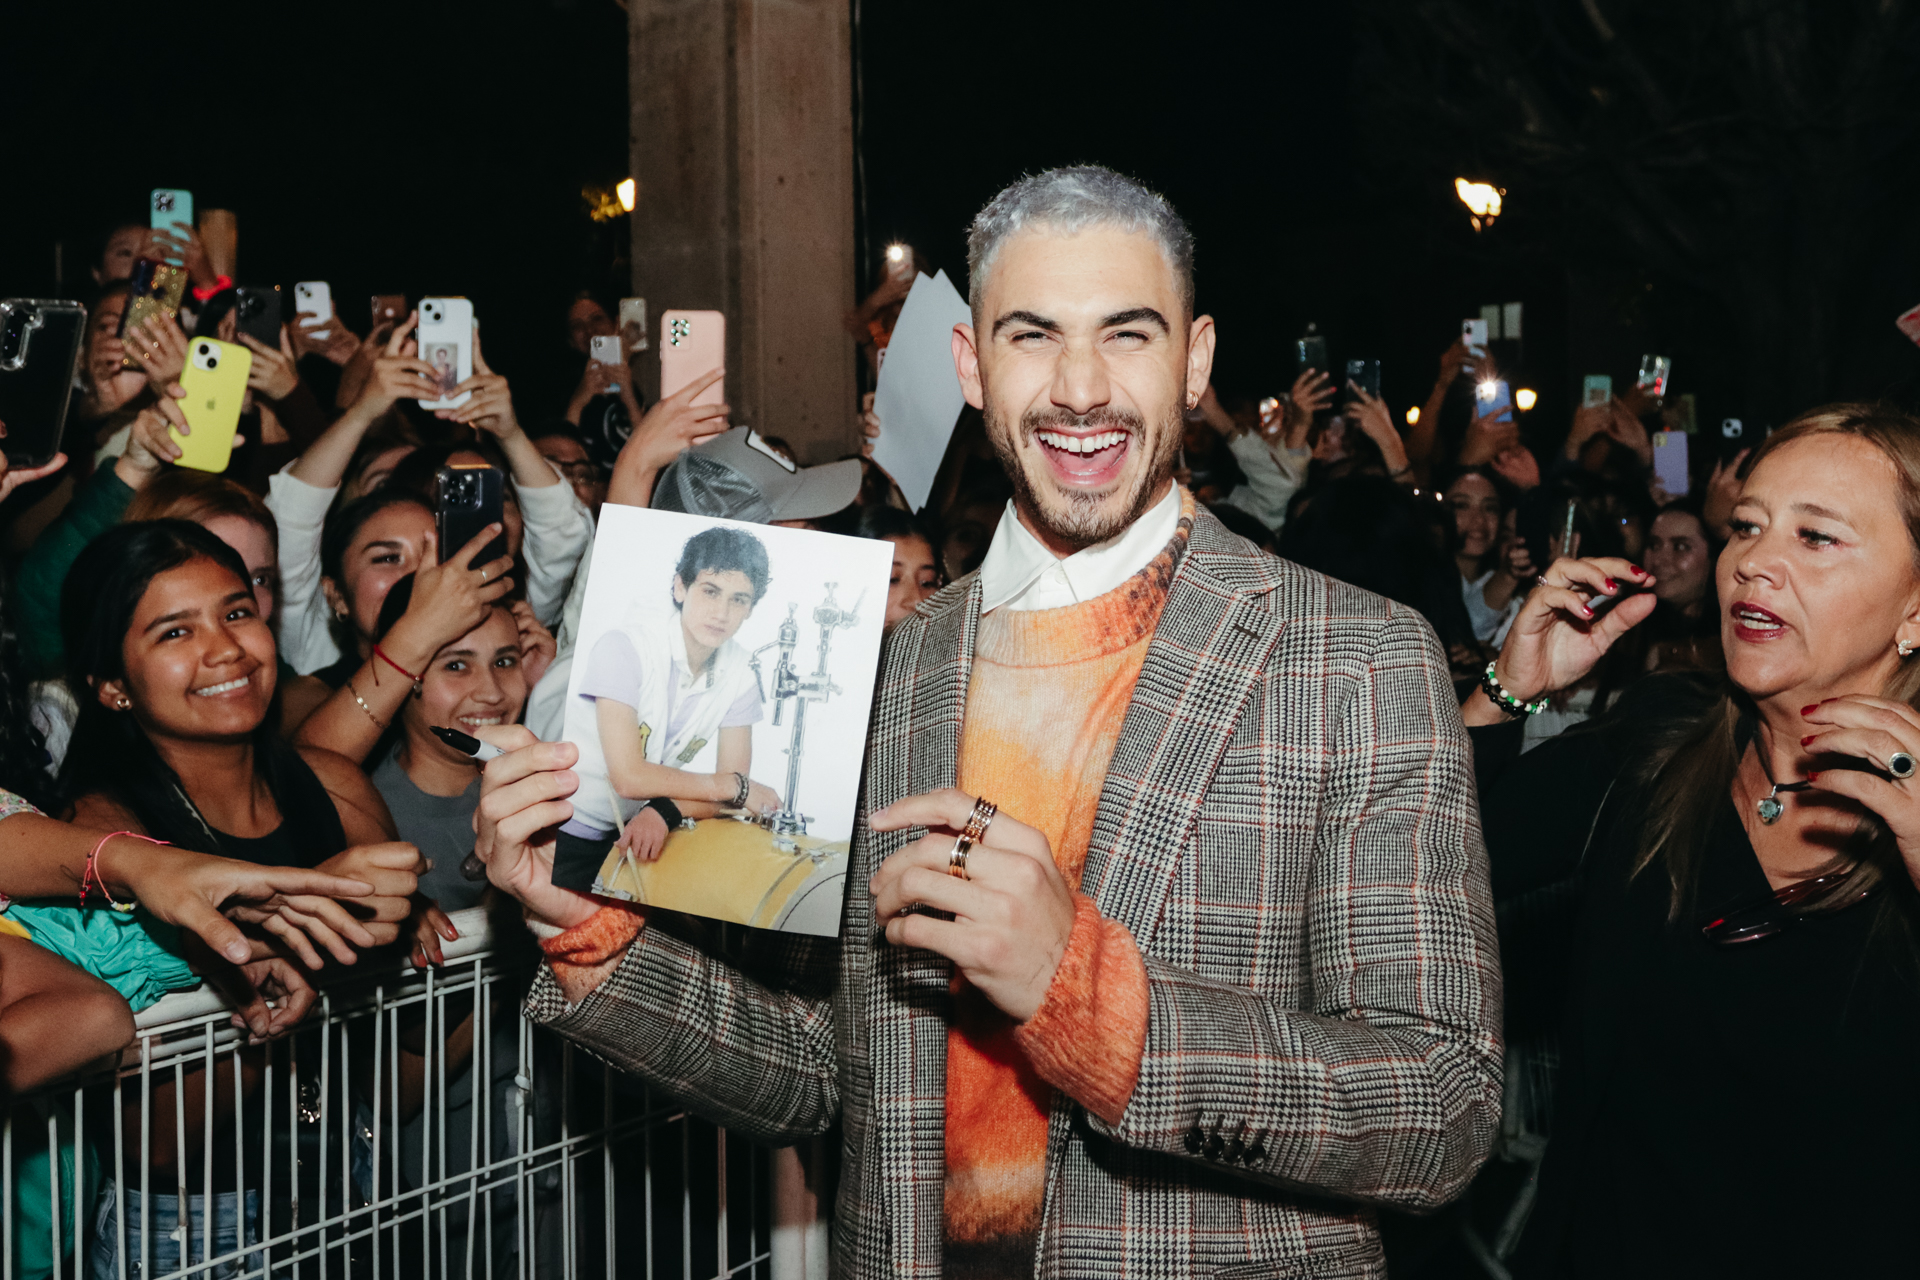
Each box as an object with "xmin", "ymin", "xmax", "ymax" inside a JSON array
[
  {"xmin": 947, "ymin": 833, "xmax": 975, "ymax": 881},
  {"xmin": 1890, "ymin": 751, "xmax": 1916, "ymax": 780},
  {"xmin": 1534, "ymin": 574, "xmax": 1552, "ymax": 589},
  {"xmin": 479, "ymin": 568, "xmax": 489, "ymax": 583}
]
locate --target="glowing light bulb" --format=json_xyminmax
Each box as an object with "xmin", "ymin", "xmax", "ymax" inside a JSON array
[
  {"xmin": 1515, "ymin": 388, "xmax": 1538, "ymax": 412},
  {"xmin": 1454, "ymin": 178, "xmax": 1505, "ymax": 232},
  {"xmin": 617, "ymin": 179, "xmax": 636, "ymax": 212},
  {"xmin": 886, "ymin": 244, "xmax": 907, "ymax": 263},
  {"xmin": 1405, "ymin": 405, "xmax": 1421, "ymax": 426}
]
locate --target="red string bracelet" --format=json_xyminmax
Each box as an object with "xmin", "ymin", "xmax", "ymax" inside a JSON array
[
  {"xmin": 373, "ymin": 645, "xmax": 423, "ymax": 686},
  {"xmin": 82, "ymin": 831, "xmax": 167, "ymax": 913}
]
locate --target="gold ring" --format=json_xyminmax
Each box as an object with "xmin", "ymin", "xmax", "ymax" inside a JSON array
[
  {"xmin": 961, "ymin": 796, "xmax": 997, "ymax": 845},
  {"xmin": 947, "ymin": 833, "xmax": 974, "ymax": 880}
]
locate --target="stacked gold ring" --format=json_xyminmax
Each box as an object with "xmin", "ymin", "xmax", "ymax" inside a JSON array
[
  {"xmin": 947, "ymin": 834, "xmax": 975, "ymax": 880},
  {"xmin": 961, "ymin": 797, "xmax": 998, "ymax": 845}
]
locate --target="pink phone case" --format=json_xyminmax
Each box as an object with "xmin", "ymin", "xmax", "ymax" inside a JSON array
[{"xmin": 659, "ymin": 310, "xmax": 725, "ymax": 407}]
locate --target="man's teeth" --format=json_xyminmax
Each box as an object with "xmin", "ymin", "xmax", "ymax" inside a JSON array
[
  {"xmin": 193, "ymin": 677, "xmax": 249, "ymax": 697},
  {"xmin": 1036, "ymin": 430, "xmax": 1127, "ymax": 455}
]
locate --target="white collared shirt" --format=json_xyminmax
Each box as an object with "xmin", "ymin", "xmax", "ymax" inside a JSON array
[{"xmin": 977, "ymin": 485, "xmax": 1182, "ymax": 613}]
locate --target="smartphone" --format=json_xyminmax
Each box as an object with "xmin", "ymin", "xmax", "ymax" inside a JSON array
[
  {"xmin": 1462, "ymin": 318, "xmax": 1490, "ymax": 357},
  {"xmin": 436, "ymin": 464, "xmax": 507, "ymax": 568},
  {"xmin": 1294, "ymin": 325, "xmax": 1327, "ymax": 376},
  {"xmin": 1345, "ymin": 358, "xmax": 1381, "ymax": 400},
  {"xmin": 1257, "ymin": 395, "xmax": 1282, "ymax": 435},
  {"xmin": 1475, "ymin": 378, "xmax": 1513, "ymax": 424},
  {"xmin": 0, "ymin": 299, "xmax": 88, "ymax": 469},
  {"xmin": 233, "ymin": 285, "xmax": 282, "ymax": 348},
  {"xmin": 416, "ymin": 296, "xmax": 474, "ymax": 410},
  {"xmin": 1588, "ymin": 581, "xmax": 1649, "ymax": 620},
  {"xmin": 149, "ymin": 189, "xmax": 193, "ymax": 264},
  {"xmin": 1581, "ymin": 374, "xmax": 1613, "ymax": 409},
  {"xmin": 590, "ymin": 334, "xmax": 624, "ymax": 394},
  {"xmin": 293, "ymin": 282, "xmax": 333, "ymax": 339},
  {"xmin": 370, "ymin": 293, "xmax": 406, "ymax": 332},
  {"xmin": 1897, "ymin": 303, "xmax": 1920, "ymax": 347},
  {"xmin": 174, "ymin": 337, "xmax": 251, "ymax": 473},
  {"xmin": 1651, "ymin": 430, "xmax": 1690, "ymax": 496},
  {"xmin": 660, "ymin": 309, "xmax": 725, "ymax": 406},
  {"xmin": 884, "ymin": 243, "xmax": 915, "ymax": 285},
  {"xmin": 1636, "ymin": 354, "xmax": 1671, "ymax": 398},
  {"xmin": 117, "ymin": 259, "xmax": 190, "ymax": 368},
  {"xmin": 618, "ymin": 297, "xmax": 648, "ymax": 352}
]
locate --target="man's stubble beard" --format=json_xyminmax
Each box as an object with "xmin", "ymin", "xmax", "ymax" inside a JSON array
[{"xmin": 984, "ymin": 398, "xmax": 1183, "ymax": 552}]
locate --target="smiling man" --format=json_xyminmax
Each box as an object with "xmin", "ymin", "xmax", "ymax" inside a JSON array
[{"xmin": 473, "ymin": 166, "xmax": 1502, "ymax": 1278}]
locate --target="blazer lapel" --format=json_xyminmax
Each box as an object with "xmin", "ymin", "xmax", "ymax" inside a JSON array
[
  {"xmin": 870, "ymin": 575, "xmax": 979, "ymax": 1271},
  {"xmin": 1081, "ymin": 527, "xmax": 1286, "ymax": 945}
]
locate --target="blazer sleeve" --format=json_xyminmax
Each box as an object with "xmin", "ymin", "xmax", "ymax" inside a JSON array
[
  {"xmin": 1083, "ymin": 604, "xmax": 1503, "ymax": 1212},
  {"xmin": 524, "ymin": 916, "xmax": 841, "ymax": 1146}
]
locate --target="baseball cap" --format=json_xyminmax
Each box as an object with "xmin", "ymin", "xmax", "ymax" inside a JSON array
[{"xmin": 651, "ymin": 427, "xmax": 863, "ymax": 524}]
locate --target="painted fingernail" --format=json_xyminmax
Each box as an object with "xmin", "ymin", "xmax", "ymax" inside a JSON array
[
  {"xmin": 1800, "ymin": 735, "xmax": 1814, "ymax": 746},
  {"xmin": 1580, "ymin": 604, "xmax": 1594, "ymax": 618},
  {"xmin": 1807, "ymin": 771, "xmax": 1821, "ymax": 781},
  {"xmin": 1604, "ymin": 579, "xmax": 1618, "ymax": 592},
  {"xmin": 1802, "ymin": 705, "xmax": 1819, "ymax": 715},
  {"xmin": 1630, "ymin": 565, "xmax": 1646, "ymax": 576}
]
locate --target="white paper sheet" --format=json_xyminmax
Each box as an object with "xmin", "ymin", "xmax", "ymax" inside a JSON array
[{"xmin": 870, "ymin": 270, "xmax": 972, "ymax": 512}]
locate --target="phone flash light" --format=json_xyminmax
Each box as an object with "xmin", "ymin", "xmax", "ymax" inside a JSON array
[
  {"xmin": 1515, "ymin": 388, "xmax": 1538, "ymax": 412},
  {"xmin": 617, "ymin": 179, "xmax": 636, "ymax": 212},
  {"xmin": 1405, "ymin": 406, "xmax": 1420, "ymax": 426},
  {"xmin": 885, "ymin": 244, "xmax": 906, "ymax": 263},
  {"xmin": 1475, "ymin": 380, "xmax": 1498, "ymax": 403}
]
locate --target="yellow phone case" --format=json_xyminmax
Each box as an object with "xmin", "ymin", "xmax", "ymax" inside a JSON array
[{"xmin": 173, "ymin": 337, "xmax": 251, "ymax": 473}]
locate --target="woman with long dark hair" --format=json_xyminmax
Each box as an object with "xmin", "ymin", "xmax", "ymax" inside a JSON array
[
  {"xmin": 55, "ymin": 519, "xmax": 424, "ymax": 1275},
  {"xmin": 1469, "ymin": 404, "xmax": 1920, "ymax": 1276}
]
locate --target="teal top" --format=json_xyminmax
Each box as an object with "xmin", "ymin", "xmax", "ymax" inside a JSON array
[{"xmin": 0, "ymin": 788, "xmax": 199, "ymax": 1013}]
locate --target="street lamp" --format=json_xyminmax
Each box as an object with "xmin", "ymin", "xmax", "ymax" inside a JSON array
[{"xmin": 1454, "ymin": 178, "xmax": 1504, "ymax": 232}]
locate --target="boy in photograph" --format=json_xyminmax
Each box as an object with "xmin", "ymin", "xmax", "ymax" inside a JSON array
[{"xmin": 552, "ymin": 525, "xmax": 784, "ymax": 888}]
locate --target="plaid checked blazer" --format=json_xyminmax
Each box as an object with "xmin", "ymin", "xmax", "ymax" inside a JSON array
[{"xmin": 527, "ymin": 507, "xmax": 1503, "ymax": 1279}]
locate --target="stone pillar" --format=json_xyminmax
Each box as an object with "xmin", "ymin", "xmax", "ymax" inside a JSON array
[{"xmin": 628, "ymin": 0, "xmax": 858, "ymax": 463}]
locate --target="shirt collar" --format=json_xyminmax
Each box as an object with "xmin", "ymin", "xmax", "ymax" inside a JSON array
[{"xmin": 977, "ymin": 484, "xmax": 1183, "ymax": 614}]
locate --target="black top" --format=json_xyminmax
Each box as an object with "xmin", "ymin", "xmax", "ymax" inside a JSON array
[
  {"xmin": 208, "ymin": 747, "xmax": 347, "ymax": 869},
  {"xmin": 1476, "ymin": 677, "xmax": 1920, "ymax": 1278}
]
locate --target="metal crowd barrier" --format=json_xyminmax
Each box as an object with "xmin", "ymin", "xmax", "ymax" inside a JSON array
[{"xmin": 4, "ymin": 907, "xmax": 775, "ymax": 1280}]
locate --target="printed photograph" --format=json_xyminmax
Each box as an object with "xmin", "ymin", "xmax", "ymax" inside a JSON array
[
  {"xmin": 555, "ymin": 505, "xmax": 891, "ymax": 935},
  {"xmin": 424, "ymin": 341, "xmax": 459, "ymax": 394}
]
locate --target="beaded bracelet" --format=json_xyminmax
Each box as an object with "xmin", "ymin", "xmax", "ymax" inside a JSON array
[
  {"xmin": 82, "ymin": 831, "xmax": 167, "ymax": 912},
  {"xmin": 1479, "ymin": 661, "xmax": 1549, "ymax": 718}
]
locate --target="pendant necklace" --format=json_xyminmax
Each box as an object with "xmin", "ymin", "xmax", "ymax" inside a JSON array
[{"xmin": 1753, "ymin": 739, "xmax": 1812, "ymax": 826}]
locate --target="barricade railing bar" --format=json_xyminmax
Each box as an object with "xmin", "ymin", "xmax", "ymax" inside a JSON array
[{"xmin": 4, "ymin": 907, "xmax": 773, "ymax": 1280}]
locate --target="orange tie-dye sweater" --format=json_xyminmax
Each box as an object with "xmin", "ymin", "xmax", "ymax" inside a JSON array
[{"xmin": 942, "ymin": 497, "xmax": 1191, "ymax": 1279}]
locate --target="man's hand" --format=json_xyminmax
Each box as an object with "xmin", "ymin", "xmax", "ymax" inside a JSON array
[
  {"xmin": 240, "ymin": 327, "xmax": 301, "ymax": 401},
  {"xmin": 868, "ymin": 789, "xmax": 1076, "ymax": 1023},
  {"xmin": 615, "ymin": 807, "xmax": 670, "ymax": 863},
  {"xmin": 472, "ymin": 726, "xmax": 601, "ymax": 929}
]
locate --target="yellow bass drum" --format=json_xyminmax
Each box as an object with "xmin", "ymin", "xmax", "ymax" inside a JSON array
[{"xmin": 591, "ymin": 817, "xmax": 847, "ymax": 936}]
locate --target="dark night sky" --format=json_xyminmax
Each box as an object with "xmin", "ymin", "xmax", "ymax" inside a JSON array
[{"xmin": 1, "ymin": 0, "xmax": 1773, "ymax": 442}]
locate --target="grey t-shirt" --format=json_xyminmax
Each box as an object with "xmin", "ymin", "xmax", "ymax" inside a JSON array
[{"xmin": 372, "ymin": 747, "xmax": 488, "ymax": 913}]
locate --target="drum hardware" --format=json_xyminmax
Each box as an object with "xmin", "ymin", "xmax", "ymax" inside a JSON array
[{"xmin": 747, "ymin": 582, "xmax": 863, "ymax": 857}]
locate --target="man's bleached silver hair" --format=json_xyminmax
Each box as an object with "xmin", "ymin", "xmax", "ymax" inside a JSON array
[{"xmin": 966, "ymin": 165, "xmax": 1195, "ymax": 319}]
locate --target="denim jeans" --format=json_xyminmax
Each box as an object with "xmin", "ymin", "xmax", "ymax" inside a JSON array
[{"xmin": 88, "ymin": 1181, "xmax": 260, "ymax": 1280}]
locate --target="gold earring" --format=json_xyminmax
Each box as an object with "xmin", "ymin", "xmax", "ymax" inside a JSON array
[{"xmin": 116, "ymin": 697, "xmax": 131, "ymax": 710}]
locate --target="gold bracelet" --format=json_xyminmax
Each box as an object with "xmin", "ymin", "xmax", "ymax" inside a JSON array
[{"xmin": 347, "ymin": 681, "xmax": 387, "ymax": 728}]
